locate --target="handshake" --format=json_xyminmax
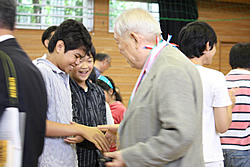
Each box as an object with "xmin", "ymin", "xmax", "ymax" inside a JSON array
[{"xmin": 64, "ymin": 122, "xmax": 119, "ymax": 153}]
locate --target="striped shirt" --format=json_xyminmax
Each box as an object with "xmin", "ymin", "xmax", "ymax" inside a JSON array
[
  {"xmin": 70, "ymin": 78, "xmax": 107, "ymax": 167},
  {"xmin": 220, "ymin": 69, "xmax": 250, "ymax": 150},
  {"xmin": 36, "ymin": 58, "xmax": 77, "ymax": 167}
]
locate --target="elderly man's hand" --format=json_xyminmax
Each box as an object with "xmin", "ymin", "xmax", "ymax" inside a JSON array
[
  {"xmin": 104, "ymin": 151, "xmax": 126, "ymax": 167},
  {"xmin": 98, "ymin": 124, "xmax": 119, "ymax": 145}
]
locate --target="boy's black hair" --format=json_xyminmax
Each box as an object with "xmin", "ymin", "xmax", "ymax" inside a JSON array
[
  {"xmin": 88, "ymin": 69, "xmax": 96, "ymax": 83},
  {"xmin": 86, "ymin": 45, "xmax": 97, "ymax": 83},
  {"xmin": 0, "ymin": 0, "xmax": 16, "ymax": 31},
  {"xmin": 41, "ymin": 25, "xmax": 58, "ymax": 47},
  {"xmin": 48, "ymin": 19, "xmax": 92, "ymax": 54},
  {"xmin": 178, "ymin": 21, "xmax": 217, "ymax": 58},
  {"xmin": 229, "ymin": 43, "xmax": 250, "ymax": 69},
  {"xmin": 87, "ymin": 45, "xmax": 96, "ymax": 62}
]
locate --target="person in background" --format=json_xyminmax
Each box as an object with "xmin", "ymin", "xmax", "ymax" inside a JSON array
[
  {"xmin": 94, "ymin": 52, "xmax": 111, "ymax": 79},
  {"xmin": 178, "ymin": 21, "xmax": 237, "ymax": 167},
  {"xmin": 98, "ymin": 8, "xmax": 204, "ymax": 167},
  {"xmin": 70, "ymin": 44, "xmax": 114, "ymax": 167},
  {"xmin": 87, "ymin": 57, "xmax": 114, "ymax": 126},
  {"xmin": 35, "ymin": 19, "xmax": 109, "ymax": 167},
  {"xmin": 41, "ymin": 25, "xmax": 58, "ymax": 49},
  {"xmin": 112, "ymin": 86, "xmax": 123, "ymax": 103},
  {"xmin": 88, "ymin": 57, "xmax": 114, "ymax": 128},
  {"xmin": 88, "ymin": 59, "xmax": 114, "ymax": 129},
  {"xmin": 88, "ymin": 68, "xmax": 97, "ymax": 83},
  {"xmin": 0, "ymin": 0, "xmax": 47, "ymax": 166},
  {"xmin": 32, "ymin": 25, "xmax": 57, "ymax": 65},
  {"xmin": 220, "ymin": 43, "xmax": 250, "ymax": 167},
  {"xmin": 97, "ymin": 75, "xmax": 126, "ymax": 152},
  {"xmin": 97, "ymin": 75, "xmax": 126, "ymax": 125}
]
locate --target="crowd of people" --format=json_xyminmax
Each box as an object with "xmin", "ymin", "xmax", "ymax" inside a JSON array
[{"xmin": 0, "ymin": 0, "xmax": 249, "ymax": 167}]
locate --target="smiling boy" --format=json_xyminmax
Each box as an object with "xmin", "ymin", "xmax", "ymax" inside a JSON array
[
  {"xmin": 69, "ymin": 45, "xmax": 110, "ymax": 167},
  {"xmin": 36, "ymin": 19, "xmax": 109, "ymax": 167}
]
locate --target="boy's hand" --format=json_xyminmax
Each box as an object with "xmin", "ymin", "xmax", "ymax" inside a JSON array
[
  {"xmin": 71, "ymin": 121, "xmax": 110, "ymax": 152},
  {"xmin": 64, "ymin": 135, "xmax": 84, "ymax": 144}
]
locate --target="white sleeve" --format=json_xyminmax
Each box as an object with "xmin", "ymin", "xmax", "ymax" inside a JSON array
[
  {"xmin": 212, "ymin": 72, "xmax": 232, "ymax": 107},
  {"xmin": 105, "ymin": 102, "xmax": 114, "ymax": 125}
]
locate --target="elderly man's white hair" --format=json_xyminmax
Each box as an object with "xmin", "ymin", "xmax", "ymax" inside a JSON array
[{"xmin": 115, "ymin": 8, "xmax": 162, "ymax": 41}]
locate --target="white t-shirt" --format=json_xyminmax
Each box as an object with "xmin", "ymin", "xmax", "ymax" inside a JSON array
[
  {"xmin": 196, "ymin": 65, "xmax": 232, "ymax": 163},
  {"xmin": 105, "ymin": 102, "xmax": 115, "ymax": 125}
]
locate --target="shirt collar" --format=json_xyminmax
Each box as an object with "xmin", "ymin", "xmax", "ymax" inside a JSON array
[
  {"xmin": 70, "ymin": 78, "xmax": 95, "ymax": 93},
  {"xmin": 0, "ymin": 35, "xmax": 15, "ymax": 43},
  {"xmin": 37, "ymin": 58, "xmax": 66, "ymax": 74},
  {"xmin": 230, "ymin": 69, "xmax": 250, "ymax": 75}
]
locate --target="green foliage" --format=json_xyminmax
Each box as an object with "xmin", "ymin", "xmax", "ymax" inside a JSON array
[
  {"xmin": 17, "ymin": 4, "xmax": 34, "ymax": 13},
  {"xmin": 16, "ymin": 0, "xmax": 85, "ymax": 25},
  {"xmin": 109, "ymin": 0, "xmax": 159, "ymax": 31}
]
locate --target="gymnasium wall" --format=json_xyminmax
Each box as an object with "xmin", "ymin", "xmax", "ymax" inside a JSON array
[{"xmin": 14, "ymin": 0, "xmax": 250, "ymax": 107}]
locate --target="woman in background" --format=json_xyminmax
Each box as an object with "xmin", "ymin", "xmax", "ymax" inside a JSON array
[
  {"xmin": 97, "ymin": 75, "xmax": 126, "ymax": 124},
  {"xmin": 97, "ymin": 75, "xmax": 126, "ymax": 151}
]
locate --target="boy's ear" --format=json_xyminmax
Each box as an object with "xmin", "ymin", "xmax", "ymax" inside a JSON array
[
  {"xmin": 205, "ymin": 42, "xmax": 211, "ymax": 51},
  {"xmin": 55, "ymin": 40, "xmax": 65, "ymax": 54},
  {"xmin": 44, "ymin": 39, "xmax": 49, "ymax": 48},
  {"xmin": 202, "ymin": 42, "xmax": 211, "ymax": 55}
]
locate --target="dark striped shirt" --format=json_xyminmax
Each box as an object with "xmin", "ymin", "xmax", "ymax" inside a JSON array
[{"xmin": 70, "ymin": 78, "xmax": 107, "ymax": 167}]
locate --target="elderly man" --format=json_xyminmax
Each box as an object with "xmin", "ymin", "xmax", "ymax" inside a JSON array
[
  {"xmin": 94, "ymin": 52, "xmax": 111, "ymax": 79},
  {"xmin": 99, "ymin": 8, "xmax": 204, "ymax": 167}
]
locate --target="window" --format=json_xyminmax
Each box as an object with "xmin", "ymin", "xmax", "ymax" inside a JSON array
[
  {"xmin": 16, "ymin": 0, "xmax": 94, "ymax": 31},
  {"xmin": 109, "ymin": 0, "xmax": 159, "ymax": 32}
]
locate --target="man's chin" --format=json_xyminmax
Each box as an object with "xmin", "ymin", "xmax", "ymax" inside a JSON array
[
  {"xmin": 127, "ymin": 61, "xmax": 134, "ymax": 68},
  {"xmin": 128, "ymin": 62, "xmax": 141, "ymax": 69}
]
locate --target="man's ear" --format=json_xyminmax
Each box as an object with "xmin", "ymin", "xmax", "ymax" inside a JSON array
[
  {"xmin": 130, "ymin": 32, "xmax": 140, "ymax": 49},
  {"xmin": 55, "ymin": 40, "xmax": 65, "ymax": 54},
  {"xmin": 102, "ymin": 59, "xmax": 108, "ymax": 66},
  {"xmin": 104, "ymin": 59, "xmax": 109, "ymax": 63}
]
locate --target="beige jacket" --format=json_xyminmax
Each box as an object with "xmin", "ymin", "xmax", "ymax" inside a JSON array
[{"xmin": 118, "ymin": 45, "xmax": 204, "ymax": 167}]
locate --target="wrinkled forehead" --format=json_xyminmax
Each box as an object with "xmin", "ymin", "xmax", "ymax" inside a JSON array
[
  {"xmin": 114, "ymin": 30, "xmax": 129, "ymax": 44},
  {"xmin": 114, "ymin": 29, "xmax": 119, "ymax": 41}
]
